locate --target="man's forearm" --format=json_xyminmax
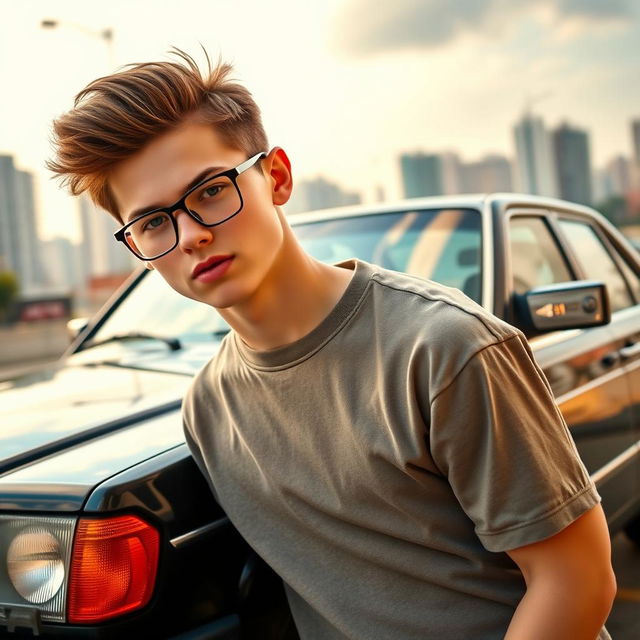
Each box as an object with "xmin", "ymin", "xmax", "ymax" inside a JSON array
[
  {"xmin": 505, "ymin": 506, "xmax": 615, "ymax": 640},
  {"xmin": 505, "ymin": 577, "xmax": 614, "ymax": 640}
]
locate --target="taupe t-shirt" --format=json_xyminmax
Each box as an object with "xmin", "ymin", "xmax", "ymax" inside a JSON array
[{"xmin": 183, "ymin": 259, "xmax": 606, "ymax": 640}]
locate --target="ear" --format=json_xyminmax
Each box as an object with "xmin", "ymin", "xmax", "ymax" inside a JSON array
[{"xmin": 266, "ymin": 147, "xmax": 293, "ymax": 206}]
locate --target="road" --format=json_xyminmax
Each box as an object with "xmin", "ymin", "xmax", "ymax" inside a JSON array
[{"xmin": 606, "ymin": 531, "xmax": 640, "ymax": 638}]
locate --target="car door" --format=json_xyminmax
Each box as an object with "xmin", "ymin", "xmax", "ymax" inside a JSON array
[
  {"xmin": 554, "ymin": 213, "xmax": 640, "ymax": 529},
  {"xmin": 505, "ymin": 210, "xmax": 637, "ymax": 531}
]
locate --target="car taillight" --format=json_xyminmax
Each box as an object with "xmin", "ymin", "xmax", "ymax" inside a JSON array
[{"xmin": 67, "ymin": 515, "xmax": 160, "ymax": 623}]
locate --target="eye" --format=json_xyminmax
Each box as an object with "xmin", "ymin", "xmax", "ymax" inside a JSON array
[
  {"xmin": 202, "ymin": 183, "xmax": 225, "ymax": 199},
  {"xmin": 188, "ymin": 176, "xmax": 234, "ymax": 211},
  {"xmin": 141, "ymin": 214, "xmax": 169, "ymax": 232}
]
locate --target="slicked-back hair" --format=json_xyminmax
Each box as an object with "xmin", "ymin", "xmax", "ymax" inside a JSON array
[{"xmin": 48, "ymin": 49, "xmax": 268, "ymax": 221}]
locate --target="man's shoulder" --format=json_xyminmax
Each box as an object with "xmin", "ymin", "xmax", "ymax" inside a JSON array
[{"xmin": 360, "ymin": 261, "xmax": 519, "ymax": 348}]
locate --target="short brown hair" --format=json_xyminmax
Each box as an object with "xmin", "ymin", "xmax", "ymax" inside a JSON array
[{"xmin": 48, "ymin": 49, "xmax": 268, "ymax": 220}]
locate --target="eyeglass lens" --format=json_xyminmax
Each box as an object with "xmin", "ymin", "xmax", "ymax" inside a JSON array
[{"xmin": 125, "ymin": 175, "xmax": 241, "ymax": 259}]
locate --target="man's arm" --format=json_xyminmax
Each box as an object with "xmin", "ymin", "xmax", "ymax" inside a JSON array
[{"xmin": 505, "ymin": 504, "xmax": 616, "ymax": 640}]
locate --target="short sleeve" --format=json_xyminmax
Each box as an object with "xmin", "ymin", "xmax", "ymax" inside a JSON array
[{"xmin": 429, "ymin": 333, "xmax": 600, "ymax": 552}]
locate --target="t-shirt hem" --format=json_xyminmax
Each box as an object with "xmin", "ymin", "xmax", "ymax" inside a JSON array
[{"xmin": 477, "ymin": 483, "xmax": 601, "ymax": 552}]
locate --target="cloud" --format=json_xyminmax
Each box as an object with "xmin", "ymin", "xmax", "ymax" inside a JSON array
[{"xmin": 335, "ymin": 0, "xmax": 635, "ymax": 56}]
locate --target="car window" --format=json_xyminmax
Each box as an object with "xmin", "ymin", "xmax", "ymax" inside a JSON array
[
  {"xmin": 558, "ymin": 219, "xmax": 634, "ymax": 312},
  {"xmin": 508, "ymin": 217, "xmax": 572, "ymax": 294},
  {"xmin": 293, "ymin": 209, "xmax": 482, "ymax": 302},
  {"xmin": 91, "ymin": 269, "xmax": 230, "ymax": 343}
]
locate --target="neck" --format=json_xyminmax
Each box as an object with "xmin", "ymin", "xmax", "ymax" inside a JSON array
[{"xmin": 218, "ymin": 229, "xmax": 353, "ymax": 352}]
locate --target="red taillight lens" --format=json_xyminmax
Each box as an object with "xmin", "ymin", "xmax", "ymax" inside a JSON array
[{"xmin": 67, "ymin": 515, "xmax": 160, "ymax": 623}]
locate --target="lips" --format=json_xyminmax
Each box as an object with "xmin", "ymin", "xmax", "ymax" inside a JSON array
[{"xmin": 191, "ymin": 255, "xmax": 234, "ymax": 279}]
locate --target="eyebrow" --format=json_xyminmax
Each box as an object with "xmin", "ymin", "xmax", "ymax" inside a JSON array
[{"xmin": 123, "ymin": 165, "xmax": 227, "ymax": 223}]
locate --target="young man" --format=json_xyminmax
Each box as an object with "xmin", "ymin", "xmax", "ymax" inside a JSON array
[{"xmin": 49, "ymin": 52, "xmax": 615, "ymax": 639}]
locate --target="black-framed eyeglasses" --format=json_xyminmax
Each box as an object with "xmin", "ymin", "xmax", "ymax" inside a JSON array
[{"xmin": 114, "ymin": 152, "xmax": 266, "ymax": 260}]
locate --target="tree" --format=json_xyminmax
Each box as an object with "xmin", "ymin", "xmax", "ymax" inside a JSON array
[{"xmin": 0, "ymin": 271, "xmax": 19, "ymax": 322}]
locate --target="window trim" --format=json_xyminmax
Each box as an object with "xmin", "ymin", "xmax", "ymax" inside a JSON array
[{"xmin": 504, "ymin": 210, "xmax": 577, "ymax": 327}]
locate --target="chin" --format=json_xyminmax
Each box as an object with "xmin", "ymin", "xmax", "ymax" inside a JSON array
[{"xmin": 199, "ymin": 283, "xmax": 253, "ymax": 311}]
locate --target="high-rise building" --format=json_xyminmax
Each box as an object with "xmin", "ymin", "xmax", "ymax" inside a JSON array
[
  {"xmin": 400, "ymin": 153, "xmax": 444, "ymax": 198},
  {"xmin": 605, "ymin": 156, "xmax": 633, "ymax": 197},
  {"xmin": 513, "ymin": 114, "xmax": 557, "ymax": 197},
  {"xmin": 552, "ymin": 123, "xmax": 593, "ymax": 206},
  {"xmin": 0, "ymin": 155, "xmax": 45, "ymax": 293},
  {"xmin": 41, "ymin": 237, "xmax": 83, "ymax": 290},
  {"xmin": 15, "ymin": 170, "xmax": 47, "ymax": 291},
  {"xmin": 460, "ymin": 155, "xmax": 513, "ymax": 193},
  {"xmin": 78, "ymin": 195, "xmax": 136, "ymax": 282},
  {"xmin": 401, "ymin": 151, "xmax": 512, "ymax": 197},
  {"xmin": 0, "ymin": 156, "xmax": 20, "ymax": 277},
  {"xmin": 593, "ymin": 168, "xmax": 613, "ymax": 204},
  {"xmin": 439, "ymin": 153, "xmax": 462, "ymax": 195},
  {"xmin": 286, "ymin": 177, "xmax": 361, "ymax": 214},
  {"xmin": 593, "ymin": 156, "xmax": 634, "ymax": 204},
  {"xmin": 632, "ymin": 119, "xmax": 640, "ymax": 167},
  {"xmin": 631, "ymin": 119, "xmax": 640, "ymax": 190}
]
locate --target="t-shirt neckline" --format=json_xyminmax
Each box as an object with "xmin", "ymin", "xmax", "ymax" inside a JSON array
[{"xmin": 232, "ymin": 258, "xmax": 374, "ymax": 370}]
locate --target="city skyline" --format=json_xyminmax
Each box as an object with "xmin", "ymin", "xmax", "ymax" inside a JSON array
[
  {"xmin": 1, "ymin": 1, "xmax": 639, "ymax": 243},
  {"xmin": 5, "ymin": 109, "xmax": 639, "ymax": 236}
]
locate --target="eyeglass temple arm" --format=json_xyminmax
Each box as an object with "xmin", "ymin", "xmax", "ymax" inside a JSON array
[{"xmin": 235, "ymin": 152, "xmax": 267, "ymax": 175}]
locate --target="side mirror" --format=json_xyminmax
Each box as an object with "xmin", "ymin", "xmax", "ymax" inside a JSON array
[{"xmin": 516, "ymin": 281, "xmax": 610, "ymax": 333}]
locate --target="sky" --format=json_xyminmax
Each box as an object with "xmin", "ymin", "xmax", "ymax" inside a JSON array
[{"xmin": 1, "ymin": 0, "xmax": 639, "ymax": 242}]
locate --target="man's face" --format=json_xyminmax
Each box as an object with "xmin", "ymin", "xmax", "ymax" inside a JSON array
[{"xmin": 109, "ymin": 121, "xmax": 289, "ymax": 310}]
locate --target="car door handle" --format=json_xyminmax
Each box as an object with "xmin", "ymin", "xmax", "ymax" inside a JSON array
[
  {"xmin": 601, "ymin": 352, "xmax": 620, "ymax": 368},
  {"xmin": 619, "ymin": 342, "xmax": 640, "ymax": 360}
]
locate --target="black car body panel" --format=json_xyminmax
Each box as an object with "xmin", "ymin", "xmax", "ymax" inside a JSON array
[{"xmin": 1, "ymin": 360, "xmax": 192, "ymax": 476}]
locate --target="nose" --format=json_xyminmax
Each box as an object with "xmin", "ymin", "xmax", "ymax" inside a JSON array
[{"xmin": 175, "ymin": 209, "xmax": 214, "ymax": 252}]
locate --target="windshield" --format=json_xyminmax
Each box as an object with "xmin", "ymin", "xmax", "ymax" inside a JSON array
[
  {"xmin": 87, "ymin": 270, "xmax": 229, "ymax": 347},
  {"xmin": 87, "ymin": 207, "xmax": 482, "ymax": 348}
]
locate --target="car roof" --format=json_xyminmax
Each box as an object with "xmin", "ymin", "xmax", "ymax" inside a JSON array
[
  {"xmin": 287, "ymin": 192, "xmax": 601, "ymax": 225},
  {"xmin": 288, "ymin": 194, "xmax": 488, "ymax": 224}
]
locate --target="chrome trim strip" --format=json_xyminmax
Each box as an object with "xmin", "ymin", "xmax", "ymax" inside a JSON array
[
  {"xmin": 623, "ymin": 357, "xmax": 640, "ymax": 374},
  {"xmin": 481, "ymin": 198, "xmax": 493, "ymax": 313},
  {"xmin": 170, "ymin": 516, "xmax": 231, "ymax": 548},
  {"xmin": 591, "ymin": 439, "xmax": 640, "ymax": 486},
  {"xmin": 529, "ymin": 329, "xmax": 581, "ymax": 351},
  {"xmin": 555, "ymin": 366, "xmax": 627, "ymax": 407}
]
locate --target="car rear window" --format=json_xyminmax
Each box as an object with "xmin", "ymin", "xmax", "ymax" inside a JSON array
[{"xmin": 293, "ymin": 209, "xmax": 482, "ymax": 303}]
